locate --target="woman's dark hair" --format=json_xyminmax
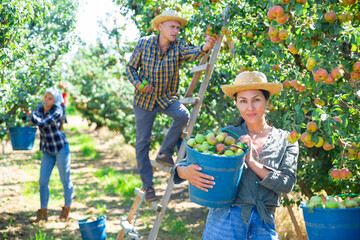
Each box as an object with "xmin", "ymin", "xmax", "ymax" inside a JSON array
[
  {"xmin": 233, "ymin": 89, "xmax": 271, "ymax": 126},
  {"xmin": 233, "ymin": 89, "xmax": 270, "ymax": 101}
]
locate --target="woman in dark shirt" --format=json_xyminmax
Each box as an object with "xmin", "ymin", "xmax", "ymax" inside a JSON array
[
  {"xmin": 173, "ymin": 71, "xmax": 298, "ymax": 239},
  {"xmin": 26, "ymin": 88, "xmax": 74, "ymax": 222}
]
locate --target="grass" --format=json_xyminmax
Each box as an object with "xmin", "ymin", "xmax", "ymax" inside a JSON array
[
  {"xmin": 31, "ymin": 230, "xmax": 55, "ymax": 240},
  {"xmin": 93, "ymin": 167, "xmax": 142, "ymax": 200},
  {"xmin": 162, "ymin": 215, "xmax": 191, "ymax": 236},
  {"xmin": 68, "ymin": 134, "xmax": 98, "ymax": 159},
  {"xmin": 32, "ymin": 150, "xmax": 42, "ymax": 160}
]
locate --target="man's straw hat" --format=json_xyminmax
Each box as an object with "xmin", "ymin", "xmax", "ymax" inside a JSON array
[
  {"xmin": 222, "ymin": 71, "xmax": 282, "ymax": 99},
  {"xmin": 152, "ymin": 10, "xmax": 188, "ymax": 30}
]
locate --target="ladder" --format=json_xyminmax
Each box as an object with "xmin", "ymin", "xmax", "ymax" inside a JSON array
[{"xmin": 117, "ymin": 7, "xmax": 229, "ymax": 240}]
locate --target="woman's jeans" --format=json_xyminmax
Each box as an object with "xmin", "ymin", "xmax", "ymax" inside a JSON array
[
  {"xmin": 202, "ymin": 206, "xmax": 279, "ymax": 240},
  {"xmin": 39, "ymin": 143, "xmax": 74, "ymax": 208}
]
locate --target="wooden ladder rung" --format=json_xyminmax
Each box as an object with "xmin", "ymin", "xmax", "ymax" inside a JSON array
[
  {"xmin": 179, "ymin": 97, "xmax": 200, "ymax": 105},
  {"xmin": 181, "ymin": 132, "xmax": 188, "ymax": 138},
  {"xmin": 120, "ymin": 217, "xmax": 142, "ymax": 240},
  {"xmin": 191, "ymin": 64, "xmax": 208, "ymax": 73},
  {"xmin": 149, "ymin": 159, "xmax": 172, "ymax": 174},
  {"xmin": 135, "ymin": 187, "xmax": 162, "ymax": 212}
]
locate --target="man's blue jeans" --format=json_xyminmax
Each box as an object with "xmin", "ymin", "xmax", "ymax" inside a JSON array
[
  {"xmin": 133, "ymin": 101, "xmax": 190, "ymax": 189},
  {"xmin": 39, "ymin": 143, "xmax": 74, "ymax": 208},
  {"xmin": 202, "ymin": 206, "xmax": 279, "ymax": 240}
]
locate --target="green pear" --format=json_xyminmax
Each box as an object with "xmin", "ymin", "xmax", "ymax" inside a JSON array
[
  {"xmin": 207, "ymin": 136, "xmax": 217, "ymax": 146},
  {"xmin": 205, "ymin": 132, "xmax": 215, "ymax": 141},
  {"xmin": 224, "ymin": 149, "xmax": 235, "ymax": 156},
  {"xmin": 198, "ymin": 143, "xmax": 209, "ymax": 152},
  {"xmin": 187, "ymin": 138, "xmax": 196, "ymax": 148},
  {"xmin": 216, "ymin": 134, "xmax": 225, "ymax": 143},
  {"xmin": 224, "ymin": 136, "xmax": 236, "ymax": 146},
  {"xmin": 309, "ymin": 195, "xmax": 322, "ymax": 205},
  {"xmin": 234, "ymin": 151, "xmax": 242, "ymax": 156},
  {"xmin": 325, "ymin": 198, "xmax": 338, "ymax": 209},
  {"xmin": 344, "ymin": 198, "xmax": 359, "ymax": 208},
  {"xmin": 353, "ymin": 196, "xmax": 360, "ymax": 204},
  {"xmin": 216, "ymin": 143, "xmax": 226, "ymax": 153},
  {"xmin": 236, "ymin": 141, "xmax": 245, "ymax": 148},
  {"xmin": 195, "ymin": 134, "xmax": 205, "ymax": 144}
]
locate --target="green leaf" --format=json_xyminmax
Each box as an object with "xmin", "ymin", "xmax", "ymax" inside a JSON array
[
  {"xmin": 324, "ymin": 120, "xmax": 332, "ymax": 135},
  {"xmin": 295, "ymin": 111, "xmax": 305, "ymax": 124},
  {"xmin": 305, "ymin": 41, "xmax": 312, "ymax": 50}
]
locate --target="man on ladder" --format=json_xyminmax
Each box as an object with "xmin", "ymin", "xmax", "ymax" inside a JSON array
[{"xmin": 126, "ymin": 9, "xmax": 218, "ymax": 202}]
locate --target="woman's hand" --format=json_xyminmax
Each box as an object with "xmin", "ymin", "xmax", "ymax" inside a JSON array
[
  {"xmin": 239, "ymin": 134, "xmax": 253, "ymax": 164},
  {"xmin": 239, "ymin": 134, "xmax": 252, "ymax": 146},
  {"xmin": 239, "ymin": 134, "xmax": 273, "ymax": 179},
  {"xmin": 177, "ymin": 164, "xmax": 215, "ymax": 192},
  {"xmin": 239, "ymin": 135, "xmax": 252, "ymax": 151}
]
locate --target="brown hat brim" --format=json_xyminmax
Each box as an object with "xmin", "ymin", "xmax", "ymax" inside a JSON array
[
  {"xmin": 221, "ymin": 82, "xmax": 283, "ymax": 99},
  {"xmin": 152, "ymin": 16, "xmax": 188, "ymax": 30}
]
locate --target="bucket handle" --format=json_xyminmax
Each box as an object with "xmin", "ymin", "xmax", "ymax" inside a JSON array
[
  {"xmin": 221, "ymin": 128, "xmax": 240, "ymax": 139},
  {"xmin": 224, "ymin": 144, "xmax": 247, "ymax": 152}
]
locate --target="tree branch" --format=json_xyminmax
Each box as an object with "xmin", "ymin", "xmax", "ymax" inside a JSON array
[{"xmin": 298, "ymin": 179, "xmax": 312, "ymax": 199}]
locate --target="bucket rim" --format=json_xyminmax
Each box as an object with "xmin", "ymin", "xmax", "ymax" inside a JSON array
[
  {"xmin": 78, "ymin": 215, "xmax": 107, "ymax": 224},
  {"xmin": 9, "ymin": 126, "xmax": 37, "ymax": 130},
  {"xmin": 300, "ymin": 202, "xmax": 360, "ymax": 212},
  {"xmin": 9, "ymin": 126, "xmax": 37, "ymax": 133},
  {"xmin": 185, "ymin": 140, "xmax": 249, "ymax": 159}
]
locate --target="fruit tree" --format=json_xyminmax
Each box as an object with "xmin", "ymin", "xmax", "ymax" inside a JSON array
[{"xmin": 0, "ymin": 0, "xmax": 78, "ymax": 140}]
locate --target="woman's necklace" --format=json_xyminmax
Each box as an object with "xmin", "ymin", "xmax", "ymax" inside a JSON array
[{"xmin": 248, "ymin": 126, "xmax": 272, "ymax": 138}]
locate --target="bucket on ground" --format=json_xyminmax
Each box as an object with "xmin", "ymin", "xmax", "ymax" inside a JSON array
[
  {"xmin": 300, "ymin": 202, "xmax": 360, "ymax": 240},
  {"xmin": 185, "ymin": 142, "xmax": 248, "ymax": 208},
  {"xmin": 78, "ymin": 215, "xmax": 107, "ymax": 240},
  {"xmin": 9, "ymin": 126, "xmax": 37, "ymax": 151}
]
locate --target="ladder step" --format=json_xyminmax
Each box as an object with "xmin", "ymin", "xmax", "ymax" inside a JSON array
[
  {"xmin": 179, "ymin": 97, "xmax": 200, "ymax": 105},
  {"xmin": 120, "ymin": 217, "xmax": 142, "ymax": 240},
  {"xmin": 135, "ymin": 187, "xmax": 162, "ymax": 212},
  {"xmin": 149, "ymin": 159, "xmax": 172, "ymax": 174},
  {"xmin": 191, "ymin": 64, "xmax": 208, "ymax": 73},
  {"xmin": 181, "ymin": 132, "xmax": 188, "ymax": 139}
]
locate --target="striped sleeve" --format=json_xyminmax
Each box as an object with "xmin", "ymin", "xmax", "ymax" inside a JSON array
[
  {"xmin": 126, "ymin": 38, "xmax": 145, "ymax": 87},
  {"xmin": 31, "ymin": 107, "xmax": 62, "ymax": 127},
  {"xmin": 179, "ymin": 41, "xmax": 206, "ymax": 63}
]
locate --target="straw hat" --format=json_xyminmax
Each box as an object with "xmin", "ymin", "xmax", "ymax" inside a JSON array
[
  {"xmin": 222, "ymin": 71, "xmax": 282, "ymax": 99},
  {"xmin": 152, "ymin": 9, "xmax": 188, "ymax": 30}
]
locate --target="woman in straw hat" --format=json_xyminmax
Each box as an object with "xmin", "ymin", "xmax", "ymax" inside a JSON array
[
  {"xmin": 126, "ymin": 9, "xmax": 218, "ymax": 201},
  {"xmin": 173, "ymin": 71, "xmax": 298, "ymax": 239},
  {"xmin": 25, "ymin": 88, "xmax": 74, "ymax": 223}
]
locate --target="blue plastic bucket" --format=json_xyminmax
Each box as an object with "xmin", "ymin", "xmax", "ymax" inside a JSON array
[
  {"xmin": 9, "ymin": 126, "xmax": 37, "ymax": 150},
  {"xmin": 78, "ymin": 215, "xmax": 107, "ymax": 240},
  {"xmin": 301, "ymin": 202, "xmax": 360, "ymax": 240},
  {"xmin": 185, "ymin": 142, "xmax": 248, "ymax": 208}
]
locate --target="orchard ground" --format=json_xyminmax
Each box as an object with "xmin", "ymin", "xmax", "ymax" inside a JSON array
[{"xmin": 0, "ymin": 116, "xmax": 306, "ymax": 240}]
